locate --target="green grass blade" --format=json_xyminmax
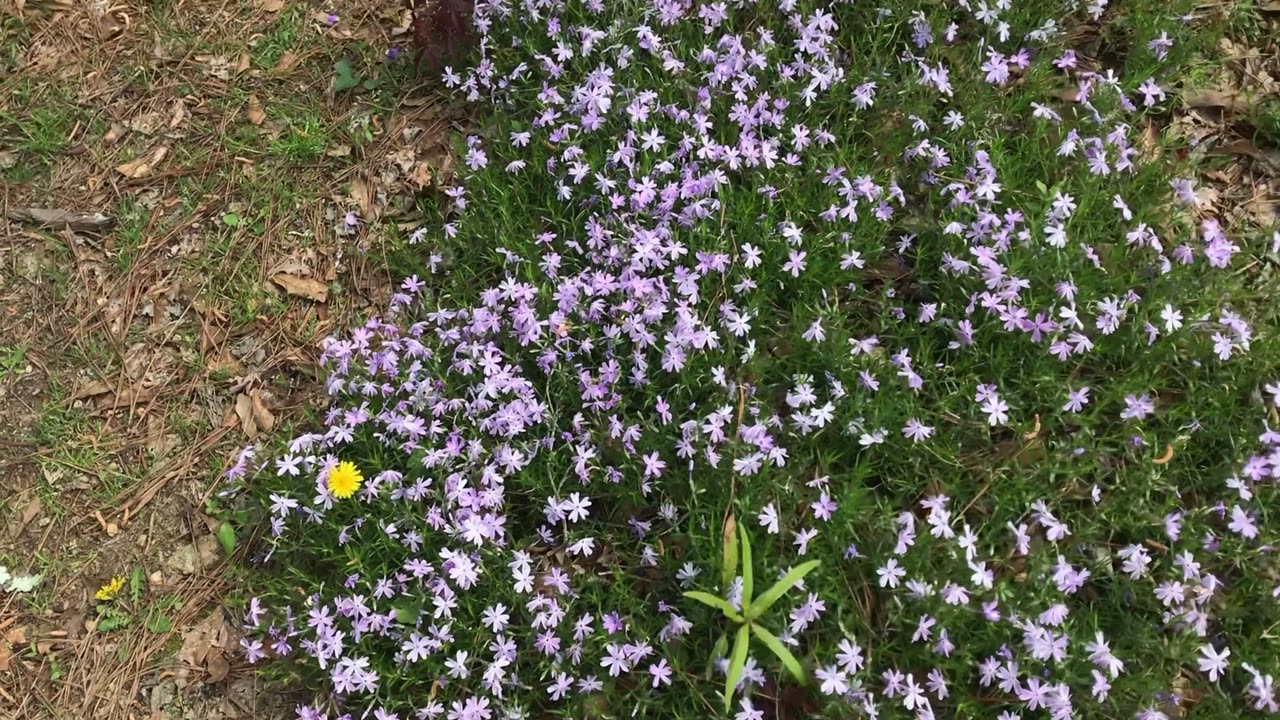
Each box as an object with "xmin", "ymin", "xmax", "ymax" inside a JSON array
[
  {"xmin": 739, "ymin": 522, "xmax": 753, "ymax": 607},
  {"xmin": 724, "ymin": 624, "xmax": 751, "ymax": 711},
  {"xmin": 721, "ymin": 513, "xmax": 739, "ymax": 590},
  {"xmin": 750, "ymin": 624, "xmax": 807, "ymax": 685},
  {"xmin": 746, "ymin": 560, "xmax": 820, "ymax": 620},
  {"xmin": 684, "ymin": 591, "xmax": 744, "ymax": 623}
]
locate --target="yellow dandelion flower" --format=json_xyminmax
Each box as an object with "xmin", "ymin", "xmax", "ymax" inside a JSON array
[
  {"xmin": 327, "ymin": 461, "xmax": 363, "ymax": 499},
  {"xmin": 95, "ymin": 576, "xmax": 125, "ymax": 602}
]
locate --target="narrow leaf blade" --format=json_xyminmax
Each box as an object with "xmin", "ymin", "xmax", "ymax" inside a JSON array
[
  {"xmin": 721, "ymin": 514, "xmax": 739, "ymax": 590},
  {"xmin": 708, "ymin": 633, "xmax": 728, "ymax": 680},
  {"xmin": 750, "ymin": 624, "xmax": 807, "ymax": 685},
  {"xmin": 747, "ymin": 560, "xmax": 821, "ymax": 619},
  {"xmin": 684, "ymin": 591, "xmax": 744, "ymax": 623},
  {"xmin": 712, "ymin": 633, "xmax": 729, "ymax": 659},
  {"xmin": 724, "ymin": 624, "xmax": 751, "ymax": 711},
  {"xmin": 739, "ymin": 522, "xmax": 754, "ymax": 607}
]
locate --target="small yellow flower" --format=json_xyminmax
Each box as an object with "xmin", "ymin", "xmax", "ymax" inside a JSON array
[
  {"xmin": 327, "ymin": 461, "xmax": 363, "ymax": 499},
  {"xmin": 95, "ymin": 576, "xmax": 125, "ymax": 602}
]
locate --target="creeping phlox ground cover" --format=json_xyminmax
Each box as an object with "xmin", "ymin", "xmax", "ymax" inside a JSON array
[{"xmin": 231, "ymin": 0, "xmax": 1280, "ymax": 717}]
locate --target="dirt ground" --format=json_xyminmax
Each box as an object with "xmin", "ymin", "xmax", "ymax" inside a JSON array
[
  {"xmin": 0, "ymin": 0, "xmax": 457, "ymax": 716},
  {"xmin": 1, "ymin": 1, "xmax": 1276, "ymax": 719}
]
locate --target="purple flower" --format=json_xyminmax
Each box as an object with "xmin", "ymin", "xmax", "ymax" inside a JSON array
[
  {"xmin": 648, "ymin": 658, "xmax": 672, "ymax": 687},
  {"xmin": 1121, "ymin": 394, "xmax": 1156, "ymax": 421}
]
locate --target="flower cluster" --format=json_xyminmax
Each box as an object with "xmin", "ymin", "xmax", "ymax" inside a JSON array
[{"xmin": 235, "ymin": 0, "xmax": 1278, "ymax": 718}]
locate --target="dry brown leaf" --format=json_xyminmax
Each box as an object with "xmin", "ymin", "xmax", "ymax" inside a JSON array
[
  {"xmin": 5, "ymin": 207, "xmax": 113, "ymax": 232},
  {"xmin": 0, "ymin": 643, "xmax": 11, "ymax": 673},
  {"xmin": 271, "ymin": 51, "xmax": 300, "ymax": 74},
  {"xmin": 93, "ymin": 12, "xmax": 125, "ymax": 40},
  {"xmin": 128, "ymin": 110, "xmax": 164, "ymax": 135},
  {"xmin": 234, "ymin": 393, "xmax": 258, "ymax": 438},
  {"xmin": 411, "ymin": 161, "xmax": 434, "ymax": 188},
  {"xmin": 350, "ymin": 176, "xmax": 376, "ymax": 219},
  {"xmin": 1183, "ymin": 89, "xmax": 1252, "ymax": 114},
  {"xmin": 103, "ymin": 123, "xmax": 127, "ymax": 144},
  {"xmin": 176, "ymin": 610, "xmax": 234, "ymax": 687},
  {"xmin": 207, "ymin": 354, "xmax": 242, "ymax": 375},
  {"xmin": 197, "ymin": 310, "xmax": 229, "ymax": 354},
  {"xmin": 236, "ymin": 52, "xmax": 251, "ymax": 73},
  {"xmin": 100, "ymin": 386, "xmax": 157, "ymax": 408},
  {"xmin": 256, "ymin": 0, "xmax": 285, "ymax": 10},
  {"xmin": 168, "ymin": 98, "xmax": 188, "ymax": 130},
  {"xmin": 271, "ymin": 272, "xmax": 329, "ymax": 302},
  {"xmin": 4, "ymin": 626, "xmax": 27, "ymax": 646},
  {"xmin": 1022, "ymin": 414, "xmax": 1041, "ymax": 441},
  {"xmin": 206, "ymin": 653, "xmax": 230, "ymax": 682},
  {"xmin": 232, "ymin": 390, "xmax": 275, "ymax": 437},
  {"xmin": 250, "ymin": 392, "xmax": 275, "ymax": 434},
  {"xmin": 71, "ymin": 379, "xmax": 113, "ymax": 401},
  {"xmin": 246, "ymin": 95, "xmax": 266, "ymax": 126},
  {"xmin": 116, "ymin": 145, "xmax": 169, "ymax": 178},
  {"xmin": 1211, "ymin": 139, "xmax": 1280, "ymax": 174},
  {"xmin": 13, "ymin": 497, "xmax": 44, "ymax": 538},
  {"xmin": 268, "ymin": 259, "xmax": 310, "ymax": 276}
]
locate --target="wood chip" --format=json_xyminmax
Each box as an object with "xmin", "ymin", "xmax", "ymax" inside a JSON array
[{"xmin": 271, "ymin": 272, "xmax": 329, "ymax": 302}]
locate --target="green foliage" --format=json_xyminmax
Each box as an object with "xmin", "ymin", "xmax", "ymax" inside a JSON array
[
  {"xmin": 217, "ymin": 522, "xmax": 237, "ymax": 556},
  {"xmin": 129, "ymin": 567, "xmax": 146, "ymax": 604},
  {"xmin": 686, "ymin": 517, "xmax": 819, "ymax": 709},
  {"xmin": 333, "ymin": 58, "xmax": 379, "ymax": 92},
  {"xmin": 745, "ymin": 561, "xmax": 821, "ymax": 621},
  {"xmin": 145, "ymin": 610, "xmax": 173, "ymax": 634},
  {"xmin": 236, "ymin": 0, "xmax": 1280, "ymax": 717},
  {"xmin": 96, "ymin": 607, "xmax": 132, "ymax": 633}
]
